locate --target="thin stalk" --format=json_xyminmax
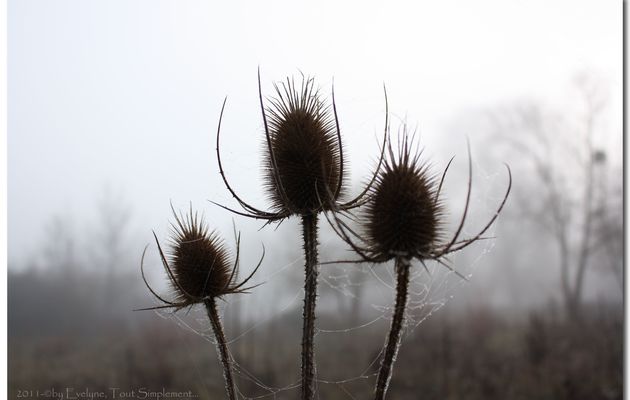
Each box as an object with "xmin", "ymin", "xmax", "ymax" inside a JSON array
[
  {"xmin": 374, "ymin": 257, "xmax": 411, "ymax": 400},
  {"xmin": 301, "ymin": 213, "xmax": 319, "ymax": 400},
  {"xmin": 205, "ymin": 298, "xmax": 237, "ymax": 400}
]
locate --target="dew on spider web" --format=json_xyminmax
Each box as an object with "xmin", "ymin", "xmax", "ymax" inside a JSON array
[{"xmin": 144, "ymin": 188, "xmax": 500, "ymax": 399}]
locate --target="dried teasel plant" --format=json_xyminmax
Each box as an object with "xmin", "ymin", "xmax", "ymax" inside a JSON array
[
  {"xmin": 324, "ymin": 127, "xmax": 512, "ymax": 400},
  {"xmin": 138, "ymin": 205, "xmax": 264, "ymax": 400},
  {"xmin": 214, "ymin": 70, "xmax": 387, "ymax": 400}
]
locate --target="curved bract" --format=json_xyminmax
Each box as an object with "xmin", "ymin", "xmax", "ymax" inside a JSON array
[
  {"xmin": 138, "ymin": 205, "xmax": 263, "ymax": 312},
  {"xmin": 138, "ymin": 205, "xmax": 264, "ymax": 400},
  {"xmin": 213, "ymin": 69, "xmax": 388, "ymax": 223},
  {"xmin": 213, "ymin": 70, "xmax": 389, "ymax": 400},
  {"xmin": 324, "ymin": 125, "xmax": 512, "ymax": 400},
  {"xmin": 327, "ymin": 126, "xmax": 512, "ymax": 273}
]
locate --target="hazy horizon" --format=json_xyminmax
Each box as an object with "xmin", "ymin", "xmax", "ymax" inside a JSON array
[{"xmin": 8, "ymin": 0, "xmax": 622, "ymax": 268}]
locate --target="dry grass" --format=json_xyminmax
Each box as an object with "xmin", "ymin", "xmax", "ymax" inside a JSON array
[{"xmin": 9, "ymin": 295, "xmax": 622, "ymax": 400}]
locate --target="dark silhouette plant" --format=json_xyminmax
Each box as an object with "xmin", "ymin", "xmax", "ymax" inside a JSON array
[
  {"xmin": 139, "ymin": 71, "xmax": 511, "ymax": 400},
  {"xmin": 214, "ymin": 70, "xmax": 387, "ymax": 400},
  {"xmin": 138, "ymin": 206, "xmax": 263, "ymax": 400},
  {"xmin": 324, "ymin": 127, "xmax": 512, "ymax": 400}
]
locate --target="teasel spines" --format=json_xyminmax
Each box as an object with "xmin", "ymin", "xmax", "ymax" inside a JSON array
[
  {"xmin": 214, "ymin": 71, "xmax": 388, "ymax": 224},
  {"xmin": 324, "ymin": 124, "xmax": 512, "ymax": 400},
  {"xmin": 214, "ymin": 74, "xmax": 389, "ymax": 400},
  {"xmin": 264, "ymin": 75, "xmax": 343, "ymax": 215},
  {"xmin": 168, "ymin": 209, "xmax": 233, "ymax": 303},
  {"xmin": 366, "ymin": 135, "xmax": 444, "ymax": 259},
  {"xmin": 139, "ymin": 206, "xmax": 264, "ymax": 400},
  {"xmin": 140, "ymin": 205, "xmax": 263, "ymax": 311}
]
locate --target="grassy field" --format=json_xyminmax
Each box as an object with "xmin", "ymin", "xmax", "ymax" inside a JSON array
[{"xmin": 9, "ymin": 297, "xmax": 622, "ymax": 400}]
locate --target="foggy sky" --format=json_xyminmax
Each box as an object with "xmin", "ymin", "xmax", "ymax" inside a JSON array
[{"xmin": 8, "ymin": 0, "xmax": 622, "ymax": 266}]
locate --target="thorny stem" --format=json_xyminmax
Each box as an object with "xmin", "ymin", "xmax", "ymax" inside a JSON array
[
  {"xmin": 205, "ymin": 299, "xmax": 237, "ymax": 400},
  {"xmin": 301, "ymin": 213, "xmax": 319, "ymax": 400},
  {"xmin": 374, "ymin": 257, "xmax": 411, "ymax": 400}
]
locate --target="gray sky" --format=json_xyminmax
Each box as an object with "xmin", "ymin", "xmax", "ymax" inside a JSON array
[{"xmin": 8, "ymin": 0, "xmax": 622, "ymax": 265}]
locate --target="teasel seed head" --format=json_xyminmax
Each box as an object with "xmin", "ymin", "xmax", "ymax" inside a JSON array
[
  {"xmin": 168, "ymin": 210, "xmax": 232, "ymax": 302},
  {"xmin": 139, "ymin": 205, "xmax": 263, "ymax": 311},
  {"xmin": 215, "ymin": 70, "xmax": 388, "ymax": 225},
  {"xmin": 264, "ymin": 75, "xmax": 343, "ymax": 215},
  {"xmin": 365, "ymin": 131, "xmax": 444, "ymax": 260}
]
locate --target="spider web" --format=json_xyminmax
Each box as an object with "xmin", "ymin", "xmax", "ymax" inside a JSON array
[{"xmin": 146, "ymin": 158, "xmax": 505, "ymax": 400}]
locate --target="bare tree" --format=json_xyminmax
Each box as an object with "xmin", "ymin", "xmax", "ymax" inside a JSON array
[
  {"xmin": 92, "ymin": 186, "xmax": 133, "ymax": 280},
  {"xmin": 488, "ymin": 74, "xmax": 621, "ymax": 322},
  {"xmin": 41, "ymin": 215, "xmax": 79, "ymax": 277}
]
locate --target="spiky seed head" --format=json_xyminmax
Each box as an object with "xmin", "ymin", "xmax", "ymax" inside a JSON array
[
  {"xmin": 365, "ymin": 135, "xmax": 443, "ymax": 260},
  {"xmin": 264, "ymin": 75, "xmax": 342, "ymax": 215},
  {"xmin": 169, "ymin": 211, "xmax": 232, "ymax": 302}
]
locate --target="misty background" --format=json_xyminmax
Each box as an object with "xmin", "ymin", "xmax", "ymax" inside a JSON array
[{"xmin": 8, "ymin": 1, "xmax": 622, "ymax": 399}]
